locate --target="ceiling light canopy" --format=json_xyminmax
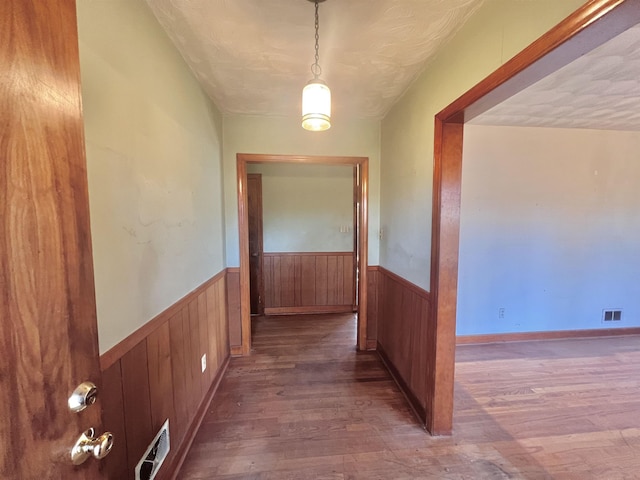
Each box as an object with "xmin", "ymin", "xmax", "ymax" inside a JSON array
[{"xmin": 302, "ymin": 0, "xmax": 331, "ymax": 132}]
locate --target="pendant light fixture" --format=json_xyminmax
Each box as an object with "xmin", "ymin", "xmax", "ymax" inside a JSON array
[{"xmin": 302, "ymin": 0, "xmax": 331, "ymax": 131}]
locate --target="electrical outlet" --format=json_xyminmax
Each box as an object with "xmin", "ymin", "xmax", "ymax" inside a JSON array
[
  {"xmin": 498, "ymin": 307, "xmax": 505, "ymax": 319},
  {"xmin": 201, "ymin": 354, "xmax": 207, "ymax": 373}
]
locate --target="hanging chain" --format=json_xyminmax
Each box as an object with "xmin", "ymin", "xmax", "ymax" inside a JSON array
[{"xmin": 311, "ymin": 0, "xmax": 322, "ymax": 78}]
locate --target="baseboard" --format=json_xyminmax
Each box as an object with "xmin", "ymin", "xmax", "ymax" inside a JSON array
[
  {"xmin": 168, "ymin": 354, "xmax": 230, "ymax": 480},
  {"xmin": 456, "ymin": 327, "xmax": 640, "ymax": 345},
  {"xmin": 264, "ymin": 305, "xmax": 354, "ymax": 315},
  {"xmin": 230, "ymin": 345, "xmax": 243, "ymax": 356},
  {"xmin": 376, "ymin": 342, "xmax": 426, "ymax": 425},
  {"xmin": 366, "ymin": 339, "xmax": 377, "ymax": 350}
]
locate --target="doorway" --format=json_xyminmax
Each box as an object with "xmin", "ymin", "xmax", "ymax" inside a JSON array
[
  {"xmin": 428, "ymin": 0, "xmax": 640, "ymax": 434},
  {"xmin": 237, "ymin": 154, "xmax": 369, "ymax": 355}
]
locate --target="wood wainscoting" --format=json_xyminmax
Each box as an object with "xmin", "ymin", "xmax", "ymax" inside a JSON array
[
  {"xmin": 263, "ymin": 252, "xmax": 355, "ymax": 315},
  {"xmin": 99, "ymin": 271, "xmax": 230, "ymax": 480},
  {"xmin": 374, "ymin": 267, "xmax": 432, "ymax": 424}
]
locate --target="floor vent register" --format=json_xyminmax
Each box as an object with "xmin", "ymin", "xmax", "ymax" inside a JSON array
[{"xmin": 135, "ymin": 420, "xmax": 170, "ymax": 480}]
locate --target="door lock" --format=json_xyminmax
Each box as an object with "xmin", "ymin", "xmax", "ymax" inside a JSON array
[{"xmin": 68, "ymin": 381, "xmax": 98, "ymax": 413}]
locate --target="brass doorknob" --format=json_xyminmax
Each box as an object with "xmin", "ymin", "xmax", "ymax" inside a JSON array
[{"xmin": 71, "ymin": 428, "xmax": 114, "ymax": 465}]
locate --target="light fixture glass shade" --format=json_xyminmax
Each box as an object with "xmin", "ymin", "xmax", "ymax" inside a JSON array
[{"xmin": 302, "ymin": 79, "xmax": 331, "ymax": 131}]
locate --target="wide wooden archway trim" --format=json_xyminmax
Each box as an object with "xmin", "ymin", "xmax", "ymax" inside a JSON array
[
  {"xmin": 236, "ymin": 153, "xmax": 369, "ymax": 355},
  {"xmin": 429, "ymin": 0, "xmax": 640, "ymax": 435}
]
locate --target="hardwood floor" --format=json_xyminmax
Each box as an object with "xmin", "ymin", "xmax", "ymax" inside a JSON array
[{"xmin": 178, "ymin": 315, "xmax": 640, "ymax": 479}]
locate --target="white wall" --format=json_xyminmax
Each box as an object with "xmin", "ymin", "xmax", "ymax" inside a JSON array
[
  {"xmin": 223, "ymin": 115, "xmax": 380, "ymax": 265},
  {"xmin": 458, "ymin": 125, "xmax": 640, "ymax": 335},
  {"xmin": 248, "ymin": 164, "xmax": 354, "ymax": 252},
  {"xmin": 77, "ymin": 0, "xmax": 226, "ymax": 353},
  {"xmin": 380, "ymin": 0, "xmax": 585, "ymax": 290}
]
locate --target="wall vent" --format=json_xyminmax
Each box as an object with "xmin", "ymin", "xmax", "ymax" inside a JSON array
[
  {"xmin": 135, "ymin": 420, "xmax": 170, "ymax": 480},
  {"xmin": 602, "ymin": 309, "xmax": 623, "ymax": 323}
]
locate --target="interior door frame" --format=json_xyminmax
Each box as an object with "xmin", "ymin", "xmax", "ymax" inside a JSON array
[
  {"xmin": 428, "ymin": 0, "xmax": 640, "ymax": 434},
  {"xmin": 237, "ymin": 153, "xmax": 369, "ymax": 355}
]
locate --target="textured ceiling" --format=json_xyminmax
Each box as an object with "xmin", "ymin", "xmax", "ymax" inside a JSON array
[
  {"xmin": 471, "ymin": 24, "xmax": 640, "ymax": 131},
  {"xmin": 145, "ymin": 0, "xmax": 483, "ymax": 118}
]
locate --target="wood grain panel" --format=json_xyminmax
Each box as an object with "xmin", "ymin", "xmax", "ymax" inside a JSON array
[
  {"xmin": 344, "ymin": 256, "xmax": 354, "ymax": 307},
  {"xmin": 226, "ymin": 268, "xmax": 242, "ymax": 350},
  {"xmin": 366, "ymin": 267, "xmax": 379, "ymax": 349},
  {"xmin": 169, "ymin": 311, "xmax": 190, "ymax": 444},
  {"xmin": 327, "ymin": 255, "xmax": 339, "ymax": 305},
  {"xmin": 263, "ymin": 256, "xmax": 274, "ymax": 308},
  {"xmin": 315, "ymin": 256, "xmax": 329, "ymax": 305},
  {"xmin": 273, "ymin": 256, "xmax": 282, "ymax": 308},
  {"xmin": 281, "ymin": 255, "xmax": 296, "ymax": 307},
  {"xmin": 198, "ymin": 292, "xmax": 212, "ymax": 388},
  {"xmin": 264, "ymin": 306, "xmax": 354, "ymax": 315},
  {"xmin": 216, "ymin": 278, "xmax": 230, "ymax": 365},
  {"xmin": 376, "ymin": 267, "xmax": 431, "ymax": 423},
  {"xmin": 147, "ymin": 322, "xmax": 176, "ymax": 434},
  {"xmin": 120, "ymin": 340, "xmax": 153, "ymax": 476},
  {"xmin": 262, "ymin": 252, "xmax": 355, "ymax": 314},
  {"xmin": 100, "ymin": 361, "xmax": 128, "ymax": 480},
  {"xmin": 206, "ymin": 284, "xmax": 220, "ymax": 374},
  {"xmin": 300, "ymin": 255, "xmax": 316, "ymax": 306},
  {"xmin": 188, "ymin": 299, "xmax": 204, "ymax": 404}
]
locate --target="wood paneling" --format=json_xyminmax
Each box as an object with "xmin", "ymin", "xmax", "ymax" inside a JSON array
[
  {"xmin": 375, "ymin": 267, "xmax": 431, "ymax": 424},
  {"xmin": 366, "ymin": 266, "xmax": 379, "ymax": 350},
  {"xmin": 263, "ymin": 252, "xmax": 355, "ymax": 314},
  {"xmin": 147, "ymin": 322, "xmax": 176, "ymax": 435},
  {"xmin": 169, "ymin": 311, "xmax": 190, "ymax": 444},
  {"xmin": 100, "ymin": 362, "xmax": 128, "ymax": 480},
  {"xmin": 100, "ymin": 272, "xmax": 230, "ymax": 480},
  {"xmin": 1, "ymin": 0, "xmax": 105, "ymax": 478},
  {"xmin": 430, "ymin": 0, "xmax": 640, "ymax": 435},
  {"xmin": 225, "ymin": 268, "xmax": 242, "ymax": 352},
  {"xmin": 120, "ymin": 341, "xmax": 153, "ymax": 476}
]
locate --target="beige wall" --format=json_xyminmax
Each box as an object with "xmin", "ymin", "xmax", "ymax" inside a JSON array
[
  {"xmin": 380, "ymin": 0, "xmax": 586, "ymax": 290},
  {"xmin": 459, "ymin": 125, "xmax": 640, "ymax": 334},
  {"xmin": 78, "ymin": 0, "xmax": 226, "ymax": 353},
  {"xmin": 223, "ymin": 114, "xmax": 380, "ymax": 265},
  {"xmin": 247, "ymin": 164, "xmax": 354, "ymax": 252}
]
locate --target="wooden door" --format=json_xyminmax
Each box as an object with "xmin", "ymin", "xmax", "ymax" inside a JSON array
[
  {"xmin": 248, "ymin": 174, "xmax": 265, "ymax": 315},
  {"xmin": 1, "ymin": 1, "xmax": 107, "ymax": 478}
]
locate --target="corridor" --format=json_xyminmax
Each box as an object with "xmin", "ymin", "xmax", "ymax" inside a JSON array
[{"xmin": 178, "ymin": 314, "xmax": 640, "ymax": 479}]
